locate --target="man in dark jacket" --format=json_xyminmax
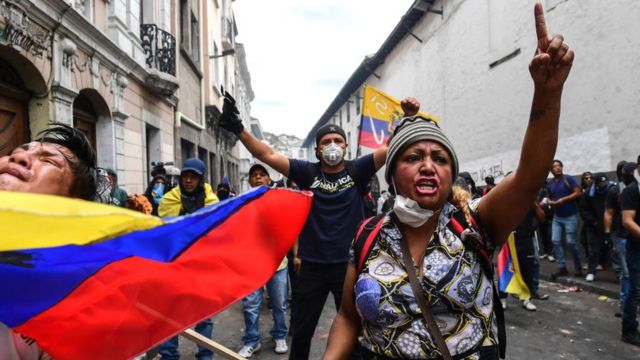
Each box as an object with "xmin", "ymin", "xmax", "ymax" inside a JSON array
[
  {"xmin": 621, "ymin": 158, "xmax": 640, "ymax": 345},
  {"xmin": 580, "ymin": 173, "xmax": 615, "ymax": 282},
  {"xmin": 606, "ymin": 162, "xmax": 636, "ymax": 315}
]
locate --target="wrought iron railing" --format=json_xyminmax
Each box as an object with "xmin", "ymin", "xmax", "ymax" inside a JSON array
[{"xmin": 140, "ymin": 24, "xmax": 176, "ymax": 76}]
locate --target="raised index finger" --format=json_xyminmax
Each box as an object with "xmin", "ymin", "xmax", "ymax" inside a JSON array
[{"xmin": 534, "ymin": 3, "xmax": 549, "ymax": 45}]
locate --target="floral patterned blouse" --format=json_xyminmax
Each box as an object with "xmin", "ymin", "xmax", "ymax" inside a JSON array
[{"xmin": 350, "ymin": 200, "xmax": 498, "ymax": 359}]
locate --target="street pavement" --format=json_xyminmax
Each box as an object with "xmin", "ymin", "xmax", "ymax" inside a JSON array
[{"xmin": 171, "ymin": 280, "xmax": 640, "ymax": 359}]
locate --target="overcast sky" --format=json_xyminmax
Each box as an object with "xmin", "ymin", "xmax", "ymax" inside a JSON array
[{"xmin": 234, "ymin": 0, "xmax": 415, "ymax": 139}]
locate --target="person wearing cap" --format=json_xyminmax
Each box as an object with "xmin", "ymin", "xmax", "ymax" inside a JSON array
[
  {"xmin": 158, "ymin": 158, "xmax": 218, "ymax": 217},
  {"xmin": 605, "ymin": 162, "xmax": 636, "ymax": 317},
  {"xmin": 157, "ymin": 157, "xmax": 218, "ymax": 360},
  {"xmin": 237, "ymin": 163, "xmax": 290, "ymax": 357},
  {"xmin": 580, "ymin": 173, "xmax": 616, "ymax": 282},
  {"xmin": 324, "ymin": 4, "xmax": 573, "ymax": 359},
  {"xmin": 218, "ymin": 86, "xmax": 420, "ymax": 359},
  {"xmin": 105, "ymin": 168, "xmax": 128, "ymax": 208},
  {"xmin": 621, "ymin": 157, "xmax": 640, "ymax": 346}
]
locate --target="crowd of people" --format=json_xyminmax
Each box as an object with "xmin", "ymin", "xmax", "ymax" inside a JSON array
[{"xmin": 2, "ymin": 3, "xmax": 640, "ymax": 360}]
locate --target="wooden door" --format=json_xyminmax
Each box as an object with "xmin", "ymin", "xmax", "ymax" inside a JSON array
[
  {"xmin": 73, "ymin": 115, "xmax": 97, "ymax": 153},
  {"xmin": 0, "ymin": 96, "xmax": 27, "ymax": 156},
  {"xmin": 73, "ymin": 93, "xmax": 97, "ymax": 154}
]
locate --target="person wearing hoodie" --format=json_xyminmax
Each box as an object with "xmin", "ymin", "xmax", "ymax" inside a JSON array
[
  {"xmin": 606, "ymin": 162, "xmax": 636, "ymax": 316},
  {"xmin": 216, "ymin": 182, "xmax": 232, "ymax": 201},
  {"xmin": 144, "ymin": 174, "xmax": 167, "ymax": 216},
  {"xmin": 159, "ymin": 158, "xmax": 218, "ymax": 217},
  {"xmin": 157, "ymin": 158, "xmax": 218, "ymax": 360},
  {"xmin": 580, "ymin": 173, "xmax": 615, "ymax": 282}
]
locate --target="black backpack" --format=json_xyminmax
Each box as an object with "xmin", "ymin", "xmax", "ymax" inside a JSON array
[{"xmin": 353, "ymin": 210, "xmax": 506, "ymax": 359}]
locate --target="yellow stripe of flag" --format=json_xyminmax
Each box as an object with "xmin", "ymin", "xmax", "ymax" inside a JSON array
[{"xmin": 0, "ymin": 191, "xmax": 163, "ymax": 251}]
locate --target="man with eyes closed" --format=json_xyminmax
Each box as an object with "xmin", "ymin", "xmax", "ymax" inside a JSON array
[{"xmin": 0, "ymin": 123, "xmax": 97, "ymax": 360}]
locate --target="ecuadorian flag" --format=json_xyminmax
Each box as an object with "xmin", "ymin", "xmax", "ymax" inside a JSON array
[
  {"xmin": 0, "ymin": 187, "xmax": 312, "ymax": 360},
  {"xmin": 358, "ymin": 85, "xmax": 440, "ymax": 149},
  {"xmin": 497, "ymin": 233, "xmax": 531, "ymax": 300}
]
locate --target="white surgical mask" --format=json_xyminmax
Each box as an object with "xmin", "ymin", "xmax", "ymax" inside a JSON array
[
  {"xmin": 322, "ymin": 142, "xmax": 344, "ymax": 166},
  {"xmin": 393, "ymin": 194, "xmax": 438, "ymax": 228}
]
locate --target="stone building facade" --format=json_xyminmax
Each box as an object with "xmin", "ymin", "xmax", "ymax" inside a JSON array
[{"xmin": 0, "ymin": 0, "xmax": 252, "ymax": 194}]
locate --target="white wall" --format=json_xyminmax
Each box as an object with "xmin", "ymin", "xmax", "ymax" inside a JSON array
[{"xmin": 329, "ymin": 0, "xmax": 639, "ymax": 188}]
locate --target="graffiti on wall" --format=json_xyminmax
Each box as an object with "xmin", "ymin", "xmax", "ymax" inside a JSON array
[
  {"xmin": 460, "ymin": 127, "xmax": 612, "ymax": 186},
  {"xmin": 469, "ymin": 160, "xmax": 506, "ymax": 185}
]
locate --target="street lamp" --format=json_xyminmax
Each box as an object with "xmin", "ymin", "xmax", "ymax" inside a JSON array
[{"xmin": 209, "ymin": 49, "xmax": 235, "ymax": 59}]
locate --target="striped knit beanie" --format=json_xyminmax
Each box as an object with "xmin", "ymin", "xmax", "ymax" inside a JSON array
[{"xmin": 385, "ymin": 116, "xmax": 458, "ymax": 184}]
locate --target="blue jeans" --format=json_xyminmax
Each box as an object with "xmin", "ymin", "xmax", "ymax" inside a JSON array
[
  {"xmin": 551, "ymin": 214, "xmax": 582, "ymax": 270},
  {"xmin": 623, "ymin": 249, "xmax": 640, "ymax": 330},
  {"xmin": 613, "ymin": 234, "xmax": 630, "ymax": 305},
  {"xmin": 159, "ymin": 318, "xmax": 213, "ymax": 360},
  {"xmin": 242, "ymin": 268, "xmax": 289, "ymax": 346}
]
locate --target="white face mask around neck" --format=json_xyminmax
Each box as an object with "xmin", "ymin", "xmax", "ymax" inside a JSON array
[
  {"xmin": 393, "ymin": 194, "xmax": 438, "ymax": 228},
  {"xmin": 391, "ymin": 179, "xmax": 439, "ymax": 228}
]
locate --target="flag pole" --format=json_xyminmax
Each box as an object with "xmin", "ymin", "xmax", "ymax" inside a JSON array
[
  {"xmin": 180, "ymin": 329, "xmax": 244, "ymax": 360},
  {"xmin": 355, "ymin": 85, "xmax": 367, "ymax": 158}
]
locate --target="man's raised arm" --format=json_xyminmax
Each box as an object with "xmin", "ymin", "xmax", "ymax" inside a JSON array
[
  {"xmin": 372, "ymin": 97, "xmax": 421, "ymax": 170},
  {"xmin": 219, "ymin": 92, "xmax": 290, "ymax": 177}
]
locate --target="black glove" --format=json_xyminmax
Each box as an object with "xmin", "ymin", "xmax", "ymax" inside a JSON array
[{"xmin": 219, "ymin": 91, "xmax": 244, "ymax": 135}]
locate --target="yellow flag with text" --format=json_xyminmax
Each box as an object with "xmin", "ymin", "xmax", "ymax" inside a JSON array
[{"xmin": 358, "ymin": 85, "xmax": 439, "ymax": 149}]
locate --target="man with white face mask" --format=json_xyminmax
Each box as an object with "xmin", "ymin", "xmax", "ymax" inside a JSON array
[{"xmin": 219, "ymin": 92, "xmax": 420, "ymax": 359}]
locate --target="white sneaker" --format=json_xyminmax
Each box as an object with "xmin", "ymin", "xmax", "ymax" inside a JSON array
[
  {"xmin": 522, "ymin": 300, "xmax": 537, "ymax": 311},
  {"xmin": 548, "ymin": 255, "xmax": 556, "ymax": 262},
  {"xmin": 238, "ymin": 343, "xmax": 261, "ymax": 358},
  {"xmin": 501, "ymin": 299, "xmax": 507, "ymax": 310},
  {"xmin": 586, "ymin": 273, "xmax": 595, "ymax": 282},
  {"xmin": 274, "ymin": 338, "xmax": 288, "ymax": 354}
]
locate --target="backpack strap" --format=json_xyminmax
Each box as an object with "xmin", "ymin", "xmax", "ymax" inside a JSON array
[
  {"xmin": 448, "ymin": 208, "xmax": 506, "ymax": 359},
  {"xmin": 353, "ymin": 213, "xmax": 386, "ymax": 273},
  {"xmin": 562, "ymin": 175, "xmax": 574, "ymax": 193},
  {"xmin": 448, "ymin": 210, "xmax": 492, "ymax": 277}
]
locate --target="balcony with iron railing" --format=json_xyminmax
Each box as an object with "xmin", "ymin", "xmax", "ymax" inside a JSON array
[
  {"xmin": 140, "ymin": 24, "xmax": 178, "ymax": 95},
  {"xmin": 140, "ymin": 23, "xmax": 176, "ymax": 75}
]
